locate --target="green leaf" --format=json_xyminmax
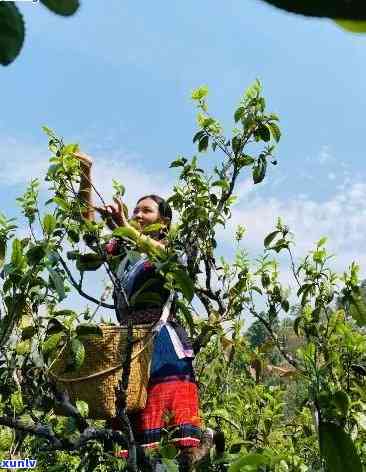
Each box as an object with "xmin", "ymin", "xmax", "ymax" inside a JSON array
[
  {"xmin": 66, "ymin": 250, "xmax": 79, "ymax": 260},
  {"xmin": 251, "ymin": 286, "xmax": 263, "ymax": 295},
  {"xmin": 319, "ymin": 421, "xmax": 362, "ymax": 472},
  {"xmin": 229, "ymin": 442, "xmax": 246, "ymax": 454},
  {"xmin": 198, "ymin": 135, "xmax": 209, "ymax": 152},
  {"xmin": 76, "ymin": 400, "xmax": 89, "ymax": 418},
  {"xmin": 212, "ymin": 179, "xmax": 230, "ymax": 190},
  {"xmin": 173, "ymin": 269, "xmax": 195, "ymax": 302},
  {"xmin": 65, "ymin": 417, "xmax": 77, "ymax": 434},
  {"xmin": 67, "ymin": 229, "xmax": 80, "ymax": 243},
  {"xmin": 293, "ymin": 316, "xmax": 302, "ymax": 336},
  {"xmin": 161, "ymin": 459, "xmax": 179, "ymax": 472},
  {"xmin": 62, "ymin": 143, "xmax": 79, "ymax": 155},
  {"xmin": 52, "ymin": 309, "xmax": 77, "ymax": 318},
  {"xmin": 252, "ymin": 156, "xmax": 267, "ymax": 184},
  {"xmin": 0, "ymin": 295, "xmax": 26, "ymax": 347},
  {"xmin": 76, "ymin": 253, "xmax": 104, "ymax": 272},
  {"xmin": 349, "ymin": 295, "xmax": 366, "ymax": 327},
  {"xmin": 300, "ymin": 284, "xmax": 313, "ymax": 306},
  {"xmin": 26, "ymin": 245, "xmax": 46, "ymax": 265},
  {"xmin": 234, "ymin": 106, "xmax": 245, "ymax": 122},
  {"xmin": 160, "ymin": 444, "xmax": 177, "ymax": 460},
  {"xmin": 170, "ymin": 158, "xmax": 186, "ymax": 168},
  {"xmin": 264, "ymin": 230, "xmax": 280, "ymax": 248},
  {"xmin": 46, "ymin": 318, "xmax": 66, "ymax": 335},
  {"xmin": 43, "ymin": 214, "xmax": 57, "ymax": 235},
  {"xmin": 257, "ymin": 124, "xmax": 271, "ymax": 142},
  {"xmin": 192, "ymin": 131, "xmax": 205, "ymax": 143},
  {"xmin": 42, "ymin": 332, "xmax": 64, "ymax": 355},
  {"xmin": 0, "ymin": 239, "xmax": 6, "ymax": 268},
  {"xmin": 268, "ymin": 122, "xmax": 281, "ymax": 142},
  {"xmin": 40, "ymin": 0, "xmax": 79, "ymax": 16},
  {"xmin": 10, "ymin": 390, "xmax": 23, "ymax": 414},
  {"xmin": 0, "ymin": 3, "xmax": 25, "ymax": 66},
  {"xmin": 15, "ymin": 340, "xmax": 31, "ymax": 355},
  {"xmin": 67, "ymin": 337, "xmax": 85, "ymax": 371},
  {"xmin": 354, "ymin": 412, "xmax": 366, "ymax": 430},
  {"xmin": 335, "ymin": 20, "xmax": 366, "ymax": 33},
  {"xmin": 47, "ymin": 464, "xmax": 65, "ymax": 472},
  {"xmin": 113, "ymin": 226, "xmax": 136, "ymax": 239},
  {"xmin": 76, "ymin": 324, "xmax": 103, "ymax": 338},
  {"xmin": 21, "ymin": 326, "xmax": 36, "ymax": 340},
  {"xmin": 176, "ymin": 300, "xmax": 195, "ymax": 335},
  {"xmin": 310, "ymin": 306, "xmax": 320, "ymax": 323},
  {"xmin": 260, "ymin": 1, "xmax": 366, "ymax": 21},
  {"xmin": 48, "ymin": 268, "xmax": 66, "ymax": 301},
  {"xmin": 244, "ymin": 79, "xmax": 261, "ymax": 100},
  {"xmin": 0, "ymin": 428, "xmax": 13, "ymax": 450},
  {"xmin": 53, "ymin": 197, "xmax": 70, "ymax": 211},
  {"xmin": 317, "ymin": 236, "xmax": 328, "ymax": 247},
  {"xmin": 112, "ymin": 179, "xmax": 126, "ymax": 197},
  {"xmin": 231, "ymin": 136, "xmax": 242, "ymax": 156},
  {"xmin": 191, "ymin": 85, "xmax": 209, "ymax": 100},
  {"xmin": 42, "ymin": 125, "xmax": 55, "ymax": 138},
  {"xmin": 142, "ymin": 223, "xmax": 163, "ymax": 234},
  {"xmin": 209, "ymin": 193, "xmax": 218, "ymax": 205},
  {"xmin": 237, "ymin": 155, "xmax": 255, "ymax": 167},
  {"xmin": 332, "ymin": 391, "xmax": 350, "ymax": 417},
  {"xmin": 281, "ymin": 299, "xmax": 290, "ymax": 312},
  {"xmin": 229, "ymin": 453, "xmax": 269, "ymax": 472},
  {"xmin": 11, "ymin": 238, "xmax": 24, "ymax": 268}
]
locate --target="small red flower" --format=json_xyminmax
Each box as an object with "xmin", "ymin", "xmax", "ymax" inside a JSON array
[
  {"xmin": 105, "ymin": 239, "xmax": 119, "ymax": 255},
  {"xmin": 143, "ymin": 261, "xmax": 153, "ymax": 270}
]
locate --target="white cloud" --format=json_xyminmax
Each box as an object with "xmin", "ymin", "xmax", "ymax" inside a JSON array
[
  {"xmin": 0, "ymin": 137, "xmax": 48, "ymax": 186},
  {"xmin": 318, "ymin": 145, "xmax": 333, "ymax": 165},
  {"xmin": 0, "ymin": 136, "xmax": 173, "ymax": 208},
  {"xmin": 91, "ymin": 151, "xmax": 173, "ymax": 208},
  {"xmin": 220, "ymin": 179, "xmax": 366, "ymax": 281}
]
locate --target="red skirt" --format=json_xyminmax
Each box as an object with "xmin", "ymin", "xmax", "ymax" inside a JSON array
[{"xmin": 136, "ymin": 379, "xmax": 201, "ymax": 448}]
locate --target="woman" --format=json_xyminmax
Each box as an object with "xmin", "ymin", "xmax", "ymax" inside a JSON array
[{"xmin": 74, "ymin": 152, "xmax": 202, "ymax": 455}]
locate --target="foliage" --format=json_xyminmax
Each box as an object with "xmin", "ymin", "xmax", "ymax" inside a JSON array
[
  {"xmin": 0, "ymin": 0, "xmax": 79, "ymax": 66},
  {"xmin": 260, "ymin": 0, "xmax": 366, "ymax": 18},
  {"xmin": 260, "ymin": 0, "xmax": 366, "ymax": 31},
  {"xmin": 0, "ymin": 81, "xmax": 365, "ymax": 472}
]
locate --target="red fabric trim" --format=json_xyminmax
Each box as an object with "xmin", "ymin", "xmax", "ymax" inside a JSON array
[
  {"xmin": 114, "ymin": 450, "xmax": 128, "ymax": 459},
  {"xmin": 171, "ymin": 437, "xmax": 201, "ymax": 447}
]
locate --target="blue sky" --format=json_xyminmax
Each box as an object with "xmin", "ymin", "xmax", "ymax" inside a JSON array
[{"xmin": 1, "ymin": 0, "xmax": 366, "ymax": 318}]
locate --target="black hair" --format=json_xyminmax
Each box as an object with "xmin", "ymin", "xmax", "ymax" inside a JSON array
[{"xmin": 136, "ymin": 194, "xmax": 172, "ymax": 239}]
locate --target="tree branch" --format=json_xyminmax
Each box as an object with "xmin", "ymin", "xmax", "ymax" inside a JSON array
[
  {"xmin": 252, "ymin": 310, "xmax": 301, "ymax": 370},
  {"xmin": 50, "ymin": 383, "xmax": 89, "ymax": 432},
  {"xmin": 0, "ymin": 416, "xmax": 62, "ymax": 448},
  {"xmin": 0, "ymin": 416, "xmax": 130, "ymax": 453},
  {"xmin": 57, "ymin": 254, "xmax": 115, "ymax": 309}
]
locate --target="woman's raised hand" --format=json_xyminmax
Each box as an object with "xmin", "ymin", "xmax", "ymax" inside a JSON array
[
  {"xmin": 73, "ymin": 151, "xmax": 93, "ymax": 168},
  {"xmin": 95, "ymin": 197, "xmax": 130, "ymax": 230}
]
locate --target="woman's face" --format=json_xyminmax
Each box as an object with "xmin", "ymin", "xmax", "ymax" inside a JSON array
[{"xmin": 132, "ymin": 198, "xmax": 162, "ymax": 229}]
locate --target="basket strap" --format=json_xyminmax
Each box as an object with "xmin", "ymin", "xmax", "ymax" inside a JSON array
[
  {"xmin": 151, "ymin": 291, "xmax": 174, "ymax": 333},
  {"xmin": 50, "ymin": 331, "xmax": 155, "ymax": 383}
]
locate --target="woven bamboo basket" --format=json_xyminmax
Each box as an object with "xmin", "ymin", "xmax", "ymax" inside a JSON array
[{"xmin": 50, "ymin": 324, "xmax": 154, "ymax": 419}]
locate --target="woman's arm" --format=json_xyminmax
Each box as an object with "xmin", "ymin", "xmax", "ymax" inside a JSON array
[
  {"xmin": 71, "ymin": 157, "xmax": 167, "ymax": 255},
  {"xmin": 73, "ymin": 151, "xmax": 95, "ymax": 221}
]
